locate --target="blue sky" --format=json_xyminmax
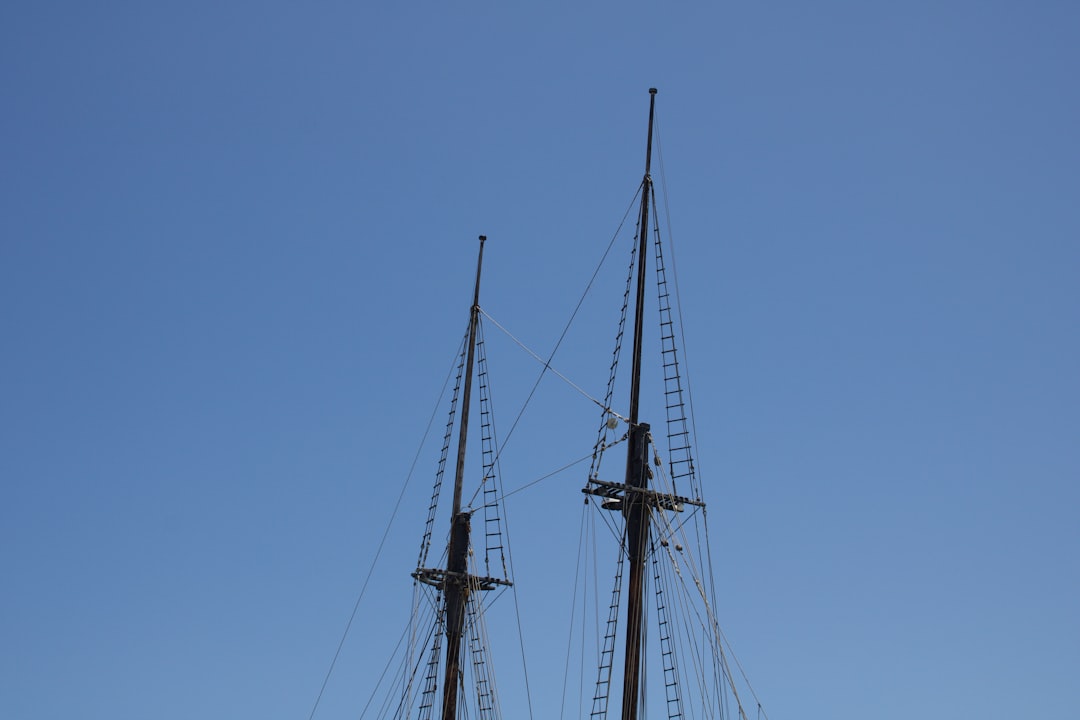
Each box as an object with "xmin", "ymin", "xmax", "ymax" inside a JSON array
[{"xmin": 2, "ymin": 2, "xmax": 1078, "ymax": 719}]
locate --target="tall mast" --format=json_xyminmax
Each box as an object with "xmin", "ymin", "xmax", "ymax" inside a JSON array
[
  {"xmin": 442, "ymin": 235, "xmax": 486, "ymax": 720},
  {"xmin": 621, "ymin": 88, "xmax": 657, "ymax": 720}
]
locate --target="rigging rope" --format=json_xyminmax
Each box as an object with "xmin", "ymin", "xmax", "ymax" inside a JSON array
[
  {"xmin": 560, "ymin": 501, "xmax": 590, "ymax": 720},
  {"xmin": 306, "ymin": 342, "xmax": 465, "ymax": 720},
  {"xmin": 479, "ymin": 308, "xmax": 628, "ymax": 423},
  {"xmin": 500, "ymin": 451, "xmax": 596, "ymax": 501},
  {"xmin": 654, "ymin": 118, "xmax": 703, "ymax": 502},
  {"xmin": 645, "ymin": 492, "xmax": 768, "ymax": 720},
  {"xmin": 589, "ymin": 186, "xmax": 643, "ymax": 485},
  {"xmin": 458, "ymin": 187, "xmax": 641, "ymax": 513},
  {"xmin": 504, "ymin": 524, "xmax": 536, "ymax": 720}
]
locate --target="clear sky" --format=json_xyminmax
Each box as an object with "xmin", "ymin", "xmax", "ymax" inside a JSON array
[{"xmin": 2, "ymin": 2, "xmax": 1078, "ymax": 719}]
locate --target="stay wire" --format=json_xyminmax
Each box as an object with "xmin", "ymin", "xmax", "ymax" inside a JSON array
[
  {"xmin": 657, "ymin": 118, "xmax": 726, "ymax": 709},
  {"xmin": 494, "ymin": 456, "xmax": 536, "ymax": 720},
  {"xmin": 480, "ymin": 308, "xmax": 627, "ymax": 423},
  {"xmin": 358, "ymin": 612, "xmax": 425, "ymax": 719},
  {"xmin": 305, "ymin": 341, "xmax": 464, "ymax": 720},
  {"xmin": 461, "ymin": 189, "xmax": 641, "ymax": 512},
  {"xmin": 645, "ymin": 438, "xmax": 768, "ymax": 718},
  {"xmin": 655, "ymin": 112, "xmax": 704, "ymax": 500},
  {"xmin": 658, "ymin": 120, "xmax": 767, "ymax": 720},
  {"xmin": 500, "ymin": 451, "xmax": 595, "ymax": 501},
  {"xmin": 558, "ymin": 500, "xmax": 590, "ymax": 720}
]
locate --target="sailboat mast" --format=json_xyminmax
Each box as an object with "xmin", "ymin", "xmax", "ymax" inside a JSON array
[
  {"xmin": 627, "ymin": 88, "xmax": 657, "ymax": 427},
  {"xmin": 451, "ymin": 235, "xmax": 486, "ymax": 518},
  {"xmin": 621, "ymin": 88, "xmax": 657, "ymax": 720},
  {"xmin": 442, "ymin": 235, "xmax": 486, "ymax": 720}
]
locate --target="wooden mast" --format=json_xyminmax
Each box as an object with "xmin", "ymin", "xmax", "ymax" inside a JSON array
[
  {"xmin": 441, "ymin": 235, "xmax": 486, "ymax": 720},
  {"xmin": 621, "ymin": 88, "xmax": 657, "ymax": 720}
]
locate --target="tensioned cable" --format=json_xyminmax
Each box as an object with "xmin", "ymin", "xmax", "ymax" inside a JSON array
[
  {"xmin": 306, "ymin": 342, "xmax": 464, "ymax": 720},
  {"xmin": 500, "ymin": 451, "xmax": 595, "ymax": 501},
  {"xmin": 460, "ymin": 189, "xmax": 641, "ymax": 513},
  {"xmin": 649, "ymin": 498, "xmax": 762, "ymax": 720},
  {"xmin": 559, "ymin": 500, "xmax": 590, "ymax": 720},
  {"xmin": 584, "ymin": 499, "xmax": 599, "ymax": 719},
  {"xmin": 648, "ymin": 504, "xmax": 749, "ymax": 720},
  {"xmin": 656, "ymin": 110, "xmax": 766, "ymax": 720},
  {"xmin": 485, "ymin": 458, "xmax": 535, "ymax": 719},
  {"xmin": 714, "ymin": 619, "xmax": 769, "ymax": 720},
  {"xmin": 656, "ymin": 118, "xmax": 732, "ymax": 717},
  {"xmin": 503, "ymin": 527, "xmax": 536, "ymax": 720},
  {"xmin": 357, "ymin": 614, "xmax": 421, "ymax": 718},
  {"xmin": 643, "ymin": 428, "xmax": 769, "ymax": 720},
  {"xmin": 647, "ymin": 494, "xmax": 717, "ymax": 709},
  {"xmin": 480, "ymin": 308, "xmax": 628, "ymax": 424},
  {"xmin": 588, "ymin": 465, "xmax": 633, "ymax": 545},
  {"xmin": 483, "ymin": 310, "xmax": 630, "ymax": 423},
  {"xmin": 655, "ymin": 114, "xmax": 704, "ymax": 499},
  {"xmin": 653, "ymin": 516, "xmax": 711, "ymax": 718},
  {"xmin": 465, "ymin": 551, "xmax": 503, "ymax": 716}
]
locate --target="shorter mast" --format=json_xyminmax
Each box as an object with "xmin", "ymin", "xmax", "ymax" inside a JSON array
[
  {"xmin": 441, "ymin": 235, "xmax": 486, "ymax": 720},
  {"xmin": 411, "ymin": 235, "xmax": 512, "ymax": 718}
]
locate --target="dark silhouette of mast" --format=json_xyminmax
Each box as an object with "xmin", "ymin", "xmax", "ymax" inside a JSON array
[
  {"xmin": 621, "ymin": 88, "xmax": 657, "ymax": 720},
  {"xmin": 441, "ymin": 235, "xmax": 486, "ymax": 720}
]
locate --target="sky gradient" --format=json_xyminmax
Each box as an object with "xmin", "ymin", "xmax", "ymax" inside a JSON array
[{"xmin": 2, "ymin": 2, "xmax": 1078, "ymax": 719}]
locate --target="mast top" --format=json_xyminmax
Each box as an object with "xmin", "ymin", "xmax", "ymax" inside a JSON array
[
  {"xmin": 471, "ymin": 235, "xmax": 486, "ymax": 309},
  {"xmin": 642, "ymin": 89, "xmax": 657, "ymax": 179}
]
